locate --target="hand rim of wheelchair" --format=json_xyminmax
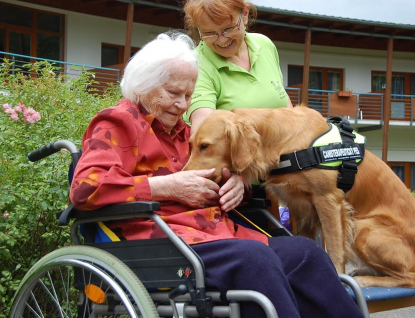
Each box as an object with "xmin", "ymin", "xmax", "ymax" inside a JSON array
[{"xmin": 10, "ymin": 245, "xmax": 159, "ymax": 318}]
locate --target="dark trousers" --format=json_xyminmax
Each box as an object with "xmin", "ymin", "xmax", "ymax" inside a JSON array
[{"xmin": 192, "ymin": 236, "xmax": 364, "ymax": 318}]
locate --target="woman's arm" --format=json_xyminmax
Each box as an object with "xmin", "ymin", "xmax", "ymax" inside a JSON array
[{"xmin": 189, "ymin": 107, "xmax": 215, "ymax": 135}]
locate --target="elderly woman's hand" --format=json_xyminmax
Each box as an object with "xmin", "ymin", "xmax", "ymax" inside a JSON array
[
  {"xmin": 218, "ymin": 168, "xmax": 245, "ymax": 212},
  {"xmin": 149, "ymin": 169, "xmax": 221, "ymax": 208},
  {"xmin": 149, "ymin": 168, "xmax": 245, "ymax": 211}
]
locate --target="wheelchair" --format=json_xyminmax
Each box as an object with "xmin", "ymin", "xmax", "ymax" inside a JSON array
[{"xmin": 9, "ymin": 140, "xmax": 370, "ymax": 318}]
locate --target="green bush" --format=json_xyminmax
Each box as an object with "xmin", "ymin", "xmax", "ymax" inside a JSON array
[{"xmin": 0, "ymin": 59, "xmax": 121, "ymax": 316}]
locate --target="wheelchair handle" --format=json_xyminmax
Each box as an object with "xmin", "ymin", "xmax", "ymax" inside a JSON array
[{"xmin": 28, "ymin": 140, "xmax": 81, "ymax": 167}]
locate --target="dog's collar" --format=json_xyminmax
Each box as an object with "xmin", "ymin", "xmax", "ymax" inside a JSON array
[{"xmin": 270, "ymin": 116, "xmax": 366, "ymax": 192}]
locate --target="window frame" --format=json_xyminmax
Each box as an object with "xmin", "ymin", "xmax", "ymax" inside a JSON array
[
  {"xmin": 101, "ymin": 42, "xmax": 140, "ymax": 67},
  {"xmin": 0, "ymin": 1, "xmax": 65, "ymax": 60},
  {"xmin": 288, "ymin": 65, "xmax": 344, "ymax": 91},
  {"xmin": 371, "ymin": 70, "xmax": 415, "ymax": 96},
  {"xmin": 388, "ymin": 162, "xmax": 415, "ymax": 190}
]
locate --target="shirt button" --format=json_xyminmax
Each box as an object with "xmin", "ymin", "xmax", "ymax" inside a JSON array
[{"xmin": 172, "ymin": 157, "xmax": 177, "ymax": 162}]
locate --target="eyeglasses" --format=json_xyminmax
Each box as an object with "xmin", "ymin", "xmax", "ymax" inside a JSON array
[{"xmin": 198, "ymin": 14, "xmax": 243, "ymax": 43}]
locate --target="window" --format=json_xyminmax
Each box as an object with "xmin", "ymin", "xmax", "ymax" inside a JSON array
[
  {"xmin": 9, "ymin": 31, "xmax": 31, "ymax": 56},
  {"xmin": 411, "ymin": 165, "xmax": 415, "ymax": 190},
  {"xmin": 288, "ymin": 65, "xmax": 343, "ymax": 91},
  {"xmin": 0, "ymin": 1, "xmax": 64, "ymax": 60},
  {"xmin": 391, "ymin": 165, "xmax": 405, "ymax": 183},
  {"xmin": 389, "ymin": 162, "xmax": 415, "ymax": 190},
  {"xmin": 101, "ymin": 43, "xmax": 140, "ymax": 67},
  {"xmin": 0, "ymin": 2, "xmax": 32, "ymax": 28},
  {"xmin": 37, "ymin": 33, "xmax": 62, "ymax": 61},
  {"xmin": 102, "ymin": 45, "xmax": 120, "ymax": 67},
  {"xmin": 372, "ymin": 71, "xmax": 415, "ymax": 96},
  {"xmin": 411, "ymin": 75, "xmax": 415, "ymax": 95},
  {"xmin": 0, "ymin": 28, "xmax": 4, "ymax": 56}
]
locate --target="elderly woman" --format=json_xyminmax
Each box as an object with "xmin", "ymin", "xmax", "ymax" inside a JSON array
[{"xmin": 70, "ymin": 32, "xmax": 364, "ymax": 318}]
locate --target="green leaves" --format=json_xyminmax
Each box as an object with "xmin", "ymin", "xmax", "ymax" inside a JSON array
[{"xmin": 0, "ymin": 59, "xmax": 121, "ymax": 316}]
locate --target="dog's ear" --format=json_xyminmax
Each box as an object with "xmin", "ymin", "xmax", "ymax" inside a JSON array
[{"xmin": 226, "ymin": 116, "xmax": 260, "ymax": 172}]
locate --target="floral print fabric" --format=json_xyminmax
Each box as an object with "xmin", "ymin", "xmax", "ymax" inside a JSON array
[{"xmin": 70, "ymin": 99, "xmax": 267, "ymax": 245}]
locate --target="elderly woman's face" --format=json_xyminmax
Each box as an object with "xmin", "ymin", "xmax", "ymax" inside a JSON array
[{"xmin": 140, "ymin": 63, "xmax": 198, "ymax": 133}]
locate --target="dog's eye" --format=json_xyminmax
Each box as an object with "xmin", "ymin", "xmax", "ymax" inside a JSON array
[{"xmin": 200, "ymin": 144, "xmax": 209, "ymax": 150}]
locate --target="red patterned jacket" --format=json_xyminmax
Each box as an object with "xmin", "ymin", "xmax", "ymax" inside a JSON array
[{"xmin": 70, "ymin": 99, "xmax": 267, "ymax": 245}]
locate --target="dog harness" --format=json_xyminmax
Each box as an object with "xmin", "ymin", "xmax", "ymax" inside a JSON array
[{"xmin": 270, "ymin": 116, "xmax": 366, "ymax": 192}]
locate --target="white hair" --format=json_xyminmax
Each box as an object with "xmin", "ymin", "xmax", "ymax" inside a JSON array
[{"xmin": 120, "ymin": 31, "xmax": 198, "ymax": 103}]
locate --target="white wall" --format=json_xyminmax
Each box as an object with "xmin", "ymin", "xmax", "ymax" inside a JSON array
[{"xmin": 65, "ymin": 12, "xmax": 168, "ymax": 66}]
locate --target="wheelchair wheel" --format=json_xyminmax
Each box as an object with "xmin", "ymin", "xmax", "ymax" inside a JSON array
[{"xmin": 10, "ymin": 245, "xmax": 159, "ymax": 318}]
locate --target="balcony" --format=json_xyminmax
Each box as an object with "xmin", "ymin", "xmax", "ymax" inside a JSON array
[
  {"xmin": 0, "ymin": 51, "xmax": 121, "ymax": 94},
  {"xmin": 1, "ymin": 51, "xmax": 414, "ymax": 129},
  {"xmin": 286, "ymin": 88, "xmax": 415, "ymax": 129}
]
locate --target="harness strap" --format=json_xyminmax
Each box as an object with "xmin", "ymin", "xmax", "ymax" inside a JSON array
[
  {"xmin": 270, "ymin": 116, "xmax": 364, "ymax": 192},
  {"xmin": 328, "ymin": 116, "xmax": 359, "ymax": 192},
  {"xmin": 337, "ymin": 161, "xmax": 358, "ymax": 192},
  {"xmin": 273, "ymin": 148, "xmax": 320, "ymax": 174},
  {"xmin": 271, "ymin": 142, "xmax": 364, "ymax": 174}
]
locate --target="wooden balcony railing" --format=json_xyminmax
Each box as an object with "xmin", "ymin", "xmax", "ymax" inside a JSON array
[
  {"xmin": 0, "ymin": 51, "xmax": 121, "ymax": 94},
  {"xmin": 286, "ymin": 87, "xmax": 415, "ymax": 126}
]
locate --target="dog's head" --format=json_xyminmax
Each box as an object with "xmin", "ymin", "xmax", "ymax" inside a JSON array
[{"xmin": 183, "ymin": 109, "xmax": 261, "ymax": 183}]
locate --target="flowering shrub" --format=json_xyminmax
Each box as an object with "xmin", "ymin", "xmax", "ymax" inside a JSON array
[
  {"xmin": 3, "ymin": 103, "xmax": 41, "ymax": 123},
  {"xmin": 0, "ymin": 59, "xmax": 121, "ymax": 316}
]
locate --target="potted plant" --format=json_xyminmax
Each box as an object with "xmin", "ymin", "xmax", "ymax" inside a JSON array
[{"xmin": 337, "ymin": 89, "xmax": 353, "ymax": 97}]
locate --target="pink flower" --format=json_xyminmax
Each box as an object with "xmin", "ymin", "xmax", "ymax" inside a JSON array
[
  {"xmin": 4, "ymin": 107, "xmax": 18, "ymax": 120},
  {"xmin": 3, "ymin": 213, "xmax": 9, "ymax": 219},
  {"xmin": 15, "ymin": 103, "xmax": 26, "ymax": 113},
  {"xmin": 2, "ymin": 102, "xmax": 41, "ymax": 123},
  {"xmin": 23, "ymin": 107, "xmax": 41, "ymax": 124}
]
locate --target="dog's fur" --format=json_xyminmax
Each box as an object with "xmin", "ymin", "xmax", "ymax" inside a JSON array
[{"xmin": 183, "ymin": 106, "xmax": 415, "ymax": 288}]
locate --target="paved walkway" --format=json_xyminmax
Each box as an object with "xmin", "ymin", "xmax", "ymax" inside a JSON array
[{"xmin": 370, "ymin": 306, "xmax": 415, "ymax": 317}]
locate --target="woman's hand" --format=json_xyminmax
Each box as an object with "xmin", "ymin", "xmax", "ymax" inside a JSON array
[
  {"xmin": 149, "ymin": 169, "xmax": 221, "ymax": 208},
  {"xmin": 218, "ymin": 168, "xmax": 245, "ymax": 212}
]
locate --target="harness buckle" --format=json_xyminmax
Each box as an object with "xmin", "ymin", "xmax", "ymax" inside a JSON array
[
  {"xmin": 340, "ymin": 129, "xmax": 356, "ymax": 140},
  {"xmin": 337, "ymin": 161, "xmax": 358, "ymax": 192},
  {"xmin": 294, "ymin": 150, "xmax": 302, "ymax": 170}
]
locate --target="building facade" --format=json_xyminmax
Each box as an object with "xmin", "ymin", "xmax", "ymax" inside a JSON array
[{"xmin": 2, "ymin": 0, "xmax": 415, "ymax": 188}]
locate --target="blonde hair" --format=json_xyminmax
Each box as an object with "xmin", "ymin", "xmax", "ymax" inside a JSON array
[
  {"xmin": 183, "ymin": 0, "xmax": 257, "ymax": 43},
  {"xmin": 120, "ymin": 31, "xmax": 198, "ymax": 103}
]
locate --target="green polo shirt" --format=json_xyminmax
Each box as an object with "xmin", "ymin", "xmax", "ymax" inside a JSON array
[{"xmin": 183, "ymin": 32, "xmax": 289, "ymax": 124}]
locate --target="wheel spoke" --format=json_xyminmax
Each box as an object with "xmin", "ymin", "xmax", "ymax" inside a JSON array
[
  {"xmin": 10, "ymin": 246, "xmax": 158, "ymax": 318},
  {"xmin": 28, "ymin": 290, "xmax": 44, "ymax": 318}
]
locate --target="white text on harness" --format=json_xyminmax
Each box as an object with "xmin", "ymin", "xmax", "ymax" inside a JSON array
[{"xmin": 322, "ymin": 146, "xmax": 361, "ymax": 162}]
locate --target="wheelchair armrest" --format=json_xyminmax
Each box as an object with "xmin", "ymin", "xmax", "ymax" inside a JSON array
[
  {"xmin": 71, "ymin": 201, "xmax": 161, "ymax": 219},
  {"xmin": 57, "ymin": 201, "xmax": 161, "ymax": 226}
]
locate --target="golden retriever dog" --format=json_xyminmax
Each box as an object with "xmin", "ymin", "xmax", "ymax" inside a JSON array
[{"xmin": 183, "ymin": 106, "xmax": 415, "ymax": 288}]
